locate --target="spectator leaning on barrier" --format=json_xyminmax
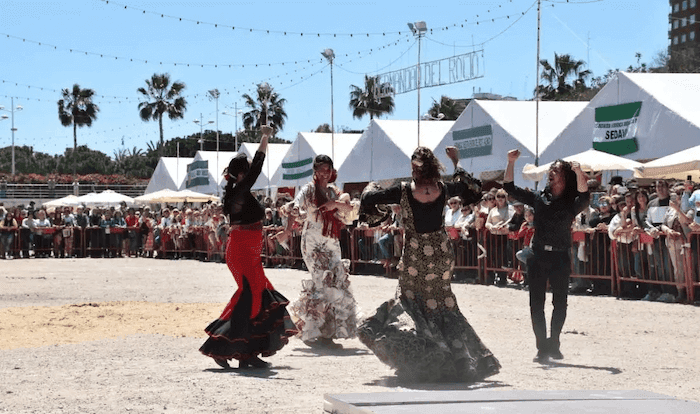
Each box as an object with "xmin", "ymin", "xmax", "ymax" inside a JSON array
[
  {"xmin": 661, "ymin": 192, "xmax": 692, "ymax": 303},
  {"xmin": 642, "ymin": 180, "xmax": 674, "ymax": 302},
  {"xmin": 0, "ymin": 207, "xmax": 18, "ymax": 259},
  {"xmin": 607, "ymin": 193, "xmax": 643, "ymax": 298}
]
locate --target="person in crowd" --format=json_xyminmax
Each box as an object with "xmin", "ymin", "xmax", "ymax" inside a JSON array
[
  {"xmin": 514, "ymin": 206, "xmax": 535, "ymax": 286},
  {"xmin": 444, "ymin": 196, "xmax": 463, "ymax": 227},
  {"xmin": 73, "ymin": 206, "xmax": 88, "ymax": 258},
  {"xmin": 19, "ymin": 209, "xmax": 33, "ymax": 258},
  {"xmin": 642, "ymin": 180, "xmax": 674, "ymax": 301},
  {"xmin": 199, "ymin": 125, "xmax": 297, "ymax": 370},
  {"xmin": 88, "ymin": 207, "xmax": 104, "ymax": 258},
  {"xmin": 570, "ymin": 180, "xmax": 600, "ymax": 293},
  {"xmin": 48, "ymin": 208, "xmax": 65, "ymax": 258},
  {"xmin": 607, "ymin": 193, "xmax": 641, "ymax": 297},
  {"xmin": 290, "ymin": 154, "xmax": 359, "ymax": 349},
  {"xmin": 33, "ymin": 208, "xmax": 53, "ymax": 258},
  {"xmin": 358, "ymin": 146, "xmax": 500, "ymax": 382},
  {"xmin": 61, "ymin": 207, "xmax": 76, "ymax": 258},
  {"xmin": 631, "ymin": 188, "xmax": 651, "ymax": 280},
  {"xmin": 0, "ymin": 207, "xmax": 18, "ymax": 259},
  {"xmin": 484, "ymin": 188, "xmax": 513, "ymax": 285},
  {"xmin": 661, "ymin": 192, "xmax": 691, "ymax": 303},
  {"xmin": 262, "ymin": 207, "xmax": 283, "ymax": 263},
  {"xmin": 140, "ymin": 208, "xmax": 157, "ymax": 258},
  {"xmin": 586, "ymin": 195, "xmax": 615, "ymax": 294},
  {"xmin": 125, "ymin": 207, "xmax": 140, "ymax": 257},
  {"xmin": 504, "ymin": 149, "xmax": 589, "ymax": 362},
  {"xmin": 377, "ymin": 204, "xmax": 402, "ymax": 273}
]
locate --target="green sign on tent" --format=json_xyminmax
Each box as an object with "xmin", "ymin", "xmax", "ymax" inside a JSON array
[
  {"xmin": 592, "ymin": 102, "xmax": 641, "ymax": 156},
  {"xmin": 282, "ymin": 157, "xmax": 314, "ymax": 180}
]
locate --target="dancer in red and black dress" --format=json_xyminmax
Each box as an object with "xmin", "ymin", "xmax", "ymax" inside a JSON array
[{"xmin": 199, "ymin": 125, "xmax": 298, "ymax": 369}]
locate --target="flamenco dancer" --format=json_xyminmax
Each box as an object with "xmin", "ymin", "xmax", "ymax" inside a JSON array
[
  {"xmin": 199, "ymin": 125, "xmax": 297, "ymax": 369},
  {"xmin": 290, "ymin": 154, "xmax": 359, "ymax": 349},
  {"xmin": 358, "ymin": 146, "xmax": 500, "ymax": 382}
]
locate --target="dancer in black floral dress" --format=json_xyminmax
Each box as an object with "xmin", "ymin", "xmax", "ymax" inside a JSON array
[{"xmin": 358, "ymin": 146, "xmax": 500, "ymax": 382}]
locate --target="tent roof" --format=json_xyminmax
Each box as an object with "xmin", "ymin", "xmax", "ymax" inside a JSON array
[
  {"xmin": 336, "ymin": 119, "xmax": 454, "ymax": 185},
  {"xmin": 635, "ymin": 144, "xmax": 700, "ymax": 180},
  {"xmin": 475, "ymin": 100, "xmax": 588, "ymax": 157},
  {"xmin": 522, "ymin": 148, "xmax": 643, "ymax": 181},
  {"xmin": 144, "ymin": 156, "xmax": 193, "ymax": 194},
  {"xmin": 239, "ymin": 143, "xmax": 291, "ymax": 190},
  {"xmin": 623, "ymin": 72, "xmax": 700, "ymax": 128}
]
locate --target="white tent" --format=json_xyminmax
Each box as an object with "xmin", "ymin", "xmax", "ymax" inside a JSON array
[
  {"xmin": 144, "ymin": 156, "xmax": 193, "ymax": 194},
  {"xmin": 336, "ymin": 120, "xmax": 454, "ymax": 186},
  {"xmin": 433, "ymin": 100, "xmax": 587, "ymax": 188},
  {"xmin": 42, "ymin": 194, "xmax": 81, "ymax": 208},
  {"xmin": 180, "ymin": 150, "xmax": 237, "ymax": 197},
  {"xmin": 272, "ymin": 132, "xmax": 361, "ymax": 189},
  {"xmin": 540, "ymin": 72, "xmax": 700, "ymax": 172},
  {"xmin": 77, "ymin": 190, "xmax": 135, "ymax": 208},
  {"xmin": 522, "ymin": 148, "xmax": 643, "ymax": 181},
  {"xmin": 635, "ymin": 144, "xmax": 700, "ymax": 180},
  {"xmin": 239, "ymin": 142, "xmax": 291, "ymax": 191},
  {"xmin": 134, "ymin": 188, "xmax": 219, "ymax": 204}
]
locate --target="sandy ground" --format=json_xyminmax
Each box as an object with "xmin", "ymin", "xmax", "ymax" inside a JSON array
[{"xmin": 1, "ymin": 258, "xmax": 699, "ymax": 413}]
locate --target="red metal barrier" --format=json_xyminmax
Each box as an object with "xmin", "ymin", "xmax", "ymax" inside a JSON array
[
  {"xmin": 570, "ymin": 230, "xmax": 616, "ymax": 296},
  {"xmin": 452, "ymin": 228, "xmax": 486, "ymax": 283},
  {"xmin": 686, "ymin": 232, "xmax": 700, "ymax": 303}
]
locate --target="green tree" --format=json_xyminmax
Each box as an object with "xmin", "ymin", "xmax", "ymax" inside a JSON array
[
  {"xmin": 137, "ymin": 73, "xmax": 187, "ymax": 156},
  {"xmin": 113, "ymin": 147, "xmax": 152, "ymax": 178},
  {"xmin": 427, "ymin": 96, "xmax": 465, "ymax": 120},
  {"xmin": 314, "ymin": 123, "xmax": 332, "ymax": 133},
  {"xmin": 536, "ymin": 53, "xmax": 591, "ymax": 101},
  {"xmin": 348, "ymin": 75, "xmax": 395, "ymax": 120},
  {"xmin": 241, "ymin": 83, "xmax": 287, "ymax": 136},
  {"xmin": 58, "ymin": 84, "xmax": 100, "ymax": 175}
]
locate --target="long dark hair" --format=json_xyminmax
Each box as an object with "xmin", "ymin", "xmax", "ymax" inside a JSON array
[
  {"xmin": 222, "ymin": 153, "xmax": 250, "ymax": 214},
  {"xmin": 546, "ymin": 159, "xmax": 578, "ymax": 200},
  {"xmin": 411, "ymin": 147, "xmax": 444, "ymax": 185},
  {"xmin": 313, "ymin": 154, "xmax": 335, "ymax": 208}
]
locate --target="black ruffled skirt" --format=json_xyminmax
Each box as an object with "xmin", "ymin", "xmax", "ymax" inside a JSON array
[{"xmin": 199, "ymin": 277, "xmax": 298, "ymax": 361}]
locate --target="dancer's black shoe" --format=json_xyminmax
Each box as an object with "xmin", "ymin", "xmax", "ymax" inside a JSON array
[
  {"xmin": 547, "ymin": 338, "xmax": 564, "ymax": 360},
  {"xmin": 533, "ymin": 350, "xmax": 549, "ymax": 363},
  {"xmin": 213, "ymin": 358, "xmax": 231, "ymax": 369},
  {"xmin": 240, "ymin": 356, "xmax": 270, "ymax": 369}
]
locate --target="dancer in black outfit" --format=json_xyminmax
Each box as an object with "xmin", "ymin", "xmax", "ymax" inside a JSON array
[
  {"xmin": 199, "ymin": 125, "xmax": 298, "ymax": 369},
  {"xmin": 503, "ymin": 149, "xmax": 589, "ymax": 362}
]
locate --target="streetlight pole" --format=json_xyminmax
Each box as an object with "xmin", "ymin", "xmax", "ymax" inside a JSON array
[
  {"xmin": 0, "ymin": 97, "xmax": 22, "ymax": 176},
  {"xmin": 408, "ymin": 21, "xmax": 427, "ymax": 147},
  {"xmin": 321, "ymin": 48, "xmax": 336, "ymax": 160},
  {"xmin": 193, "ymin": 113, "xmax": 214, "ymax": 152},
  {"xmin": 222, "ymin": 104, "xmax": 243, "ymax": 152}
]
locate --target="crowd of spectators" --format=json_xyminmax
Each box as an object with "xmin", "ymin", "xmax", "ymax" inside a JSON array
[{"xmin": 2, "ymin": 175, "xmax": 699, "ymax": 304}]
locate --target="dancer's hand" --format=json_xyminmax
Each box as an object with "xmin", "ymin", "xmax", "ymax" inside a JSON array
[
  {"xmin": 261, "ymin": 125, "xmax": 273, "ymax": 137},
  {"xmin": 445, "ymin": 146, "xmax": 459, "ymax": 163},
  {"xmin": 507, "ymin": 149, "xmax": 520, "ymax": 162}
]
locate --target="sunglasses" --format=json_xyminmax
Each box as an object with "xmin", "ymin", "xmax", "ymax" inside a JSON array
[
  {"xmin": 496, "ymin": 195, "xmax": 506, "ymax": 199},
  {"xmin": 485, "ymin": 197, "xmax": 495, "ymax": 201}
]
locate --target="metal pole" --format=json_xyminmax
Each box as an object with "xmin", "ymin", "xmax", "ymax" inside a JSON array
[
  {"xmin": 234, "ymin": 102, "xmax": 238, "ymax": 152},
  {"xmin": 199, "ymin": 113, "xmax": 204, "ymax": 152},
  {"xmin": 11, "ymin": 97, "xmax": 16, "ymax": 176},
  {"xmin": 535, "ymin": 0, "xmax": 541, "ymax": 169},
  {"xmin": 417, "ymin": 34, "xmax": 422, "ymax": 147},
  {"xmin": 330, "ymin": 57, "xmax": 335, "ymax": 161},
  {"xmin": 215, "ymin": 94, "xmax": 219, "ymax": 193}
]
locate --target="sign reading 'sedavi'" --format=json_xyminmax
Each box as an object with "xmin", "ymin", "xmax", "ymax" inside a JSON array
[
  {"xmin": 186, "ymin": 160, "xmax": 209, "ymax": 188},
  {"xmin": 452, "ymin": 125, "xmax": 493, "ymax": 159},
  {"xmin": 592, "ymin": 102, "xmax": 642, "ymax": 156}
]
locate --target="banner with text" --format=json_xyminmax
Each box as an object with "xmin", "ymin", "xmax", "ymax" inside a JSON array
[
  {"xmin": 592, "ymin": 102, "xmax": 641, "ymax": 156},
  {"xmin": 453, "ymin": 125, "xmax": 493, "ymax": 159},
  {"xmin": 375, "ymin": 50, "xmax": 484, "ymax": 97},
  {"xmin": 186, "ymin": 160, "xmax": 209, "ymax": 188},
  {"xmin": 282, "ymin": 157, "xmax": 314, "ymax": 181}
]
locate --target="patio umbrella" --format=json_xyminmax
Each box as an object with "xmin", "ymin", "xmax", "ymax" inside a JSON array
[
  {"xmin": 134, "ymin": 188, "xmax": 181, "ymax": 204},
  {"xmin": 175, "ymin": 189, "xmax": 220, "ymax": 203},
  {"xmin": 77, "ymin": 189, "xmax": 135, "ymax": 208},
  {"xmin": 522, "ymin": 148, "xmax": 643, "ymax": 182},
  {"xmin": 634, "ymin": 144, "xmax": 700, "ymax": 181},
  {"xmin": 42, "ymin": 194, "xmax": 81, "ymax": 208}
]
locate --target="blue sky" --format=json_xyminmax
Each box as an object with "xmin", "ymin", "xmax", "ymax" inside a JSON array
[{"xmin": 1, "ymin": 0, "xmax": 669, "ymax": 158}]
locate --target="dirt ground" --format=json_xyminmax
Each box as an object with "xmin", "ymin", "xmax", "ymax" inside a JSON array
[{"xmin": 1, "ymin": 258, "xmax": 699, "ymax": 413}]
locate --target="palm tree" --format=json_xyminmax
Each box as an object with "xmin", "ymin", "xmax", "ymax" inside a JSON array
[
  {"xmin": 58, "ymin": 84, "xmax": 99, "ymax": 175},
  {"xmin": 427, "ymin": 96, "xmax": 465, "ymax": 120},
  {"xmin": 536, "ymin": 53, "xmax": 591, "ymax": 100},
  {"xmin": 348, "ymin": 75, "xmax": 395, "ymax": 120},
  {"xmin": 241, "ymin": 83, "xmax": 287, "ymax": 136},
  {"xmin": 137, "ymin": 73, "xmax": 187, "ymax": 155}
]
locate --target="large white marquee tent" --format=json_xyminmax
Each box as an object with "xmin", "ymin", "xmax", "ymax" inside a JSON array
[
  {"xmin": 272, "ymin": 132, "xmax": 361, "ymax": 189},
  {"xmin": 144, "ymin": 156, "xmax": 193, "ymax": 194},
  {"xmin": 539, "ymin": 72, "xmax": 700, "ymax": 169},
  {"xmin": 432, "ymin": 100, "xmax": 587, "ymax": 188},
  {"xmin": 239, "ymin": 142, "xmax": 291, "ymax": 191},
  {"xmin": 336, "ymin": 119, "xmax": 454, "ymax": 187}
]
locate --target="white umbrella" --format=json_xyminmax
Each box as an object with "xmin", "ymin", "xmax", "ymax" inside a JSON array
[
  {"xmin": 77, "ymin": 189, "xmax": 135, "ymax": 208},
  {"xmin": 134, "ymin": 188, "xmax": 219, "ymax": 204},
  {"xmin": 134, "ymin": 188, "xmax": 181, "ymax": 204},
  {"xmin": 522, "ymin": 149, "xmax": 643, "ymax": 182},
  {"xmin": 42, "ymin": 194, "xmax": 81, "ymax": 208},
  {"xmin": 634, "ymin": 144, "xmax": 700, "ymax": 181}
]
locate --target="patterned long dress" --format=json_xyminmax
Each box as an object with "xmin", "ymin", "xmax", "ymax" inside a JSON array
[
  {"xmin": 290, "ymin": 182, "xmax": 358, "ymax": 342},
  {"xmin": 359, "ymin": 182, "xmax": 500, "ymax": 382}
]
